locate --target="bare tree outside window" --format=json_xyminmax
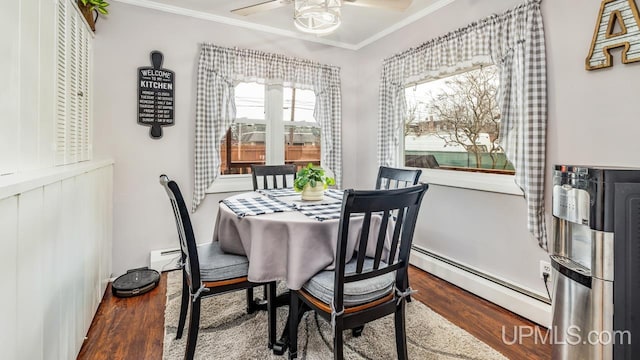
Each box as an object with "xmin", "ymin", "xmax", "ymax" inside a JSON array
[{"xmin": 404, "ymin": 66, "xmax": 514, "ymax": 173}]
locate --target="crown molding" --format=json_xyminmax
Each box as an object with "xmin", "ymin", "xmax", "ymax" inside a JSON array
[{"xmin": 112, "ymin": 0, "xmax": 456, "ymax": 51}]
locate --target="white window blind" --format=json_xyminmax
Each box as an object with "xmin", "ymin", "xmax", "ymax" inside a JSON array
[{"xmin": 55, "ymin": 0, "xmax": 92, "ymax": 166}]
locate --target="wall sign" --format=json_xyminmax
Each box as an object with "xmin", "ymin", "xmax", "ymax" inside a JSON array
[
  {"xmin": 138, "ymin": 51, "xmax": 174, "ymax": 138},
  {"xmin": 586, "ymin": 0, "xmax": 640, "ymax": 70}
]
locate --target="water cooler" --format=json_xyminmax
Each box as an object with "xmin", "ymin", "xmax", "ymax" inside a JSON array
[{"xmin": 551, "ymin": 165, "xmax": 640, "ymax": 359}]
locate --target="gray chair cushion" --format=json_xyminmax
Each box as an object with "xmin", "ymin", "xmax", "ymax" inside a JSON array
[
  {"xmin": 197, "ymin": 242, "xmax": 249, "ymax": 282},
  {"xmin": 302, "ymin": 258, "xmax": 395, "ymax": 307}
]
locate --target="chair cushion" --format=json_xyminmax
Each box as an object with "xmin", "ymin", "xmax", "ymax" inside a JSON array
[
  {"xmin": 197, "ymin": 242, "xmax": 249, "ymax": 282},
  {"xmin": 302, "ymin": 258, "xmax": 395, "ymax": 307}
]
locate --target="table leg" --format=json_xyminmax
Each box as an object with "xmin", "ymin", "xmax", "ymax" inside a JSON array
[{"xmin": 272, "ymin": 299, "xmax": 310, "ymax": 356}]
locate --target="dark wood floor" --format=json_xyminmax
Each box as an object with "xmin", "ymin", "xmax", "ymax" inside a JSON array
[{"xmin": 78, "ymin": 266, "xmax": 551, "ymax": 359}]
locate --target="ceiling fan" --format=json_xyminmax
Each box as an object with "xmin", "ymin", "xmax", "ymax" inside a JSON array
[
  {"xmin": 231, "ymin": 0, "xmax": 412, "ymax": 35},
  {"xmin": 231, "ymin": 0, "xmax": 413, "ymax": 17}
]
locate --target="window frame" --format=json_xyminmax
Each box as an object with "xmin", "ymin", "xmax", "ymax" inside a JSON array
[
  {"xmin": 207, "ymin": 82, "xmax": 321, "ymax": 194},
  {"xmin": 399, "ymin": 65, "xmax": 523, "ymax": 196}
]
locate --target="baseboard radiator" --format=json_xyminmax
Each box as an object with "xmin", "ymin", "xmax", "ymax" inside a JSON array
[
  {"xmin": 150, "ymin": 247, "xmax": 182, "ymax": 273},
  {"xmin": 410, "ymin": 245, "xmax": 551, "ymax": 327}
]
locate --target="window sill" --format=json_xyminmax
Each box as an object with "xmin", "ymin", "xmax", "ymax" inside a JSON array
[
  {"xmin": 205, "ymin": 174, "xmax": 254, "ymax": 194},
  {"xmin": 418, "ymin": 168, "xmax": 523, "ymax": 196}
]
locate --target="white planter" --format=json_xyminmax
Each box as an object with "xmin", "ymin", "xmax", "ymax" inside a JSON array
[{"xmin": 301, "ymin": 183, "xmax": 325, "ymax": 201}]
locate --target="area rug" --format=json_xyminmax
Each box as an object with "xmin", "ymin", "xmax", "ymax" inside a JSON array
[{"xmin": 163, "ymin": 271, "xmax": 507, "ymax": 360}]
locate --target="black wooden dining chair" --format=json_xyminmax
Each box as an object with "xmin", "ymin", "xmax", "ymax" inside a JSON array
[
  {"xmin": 288, "ymin": 184, "xmax": 429, "ymax": 360},
  {"xmin": 251, "ymin": 164, "xmax": 297, "ymax": 190},
  {"xmin": 375, "ymin": 166, "xmax": 422, "ymax": 304},
  {"xmin": 249, "ymin": 164, "xmax": 297, "ymax": 304},
  {"xmin": 375, "ymin": 166, "xmax": 422, "ymax": 190},
  {"xmin": 160, "ymin": 175, "xmax": 277, "ymax": 360}
]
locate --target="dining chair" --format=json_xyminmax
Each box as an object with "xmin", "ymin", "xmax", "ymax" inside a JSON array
[
  {"xmin": 375, "ymin": 166, "xmax": 422, "ymax": 305},
  {"xmin": 288, "ymin": 184, "xmax": 429, "ymax": 360},
  {"xmin": 249, "ymin": 164, "xmax": 297, "ymax": 304},
  {"xmin": 160, "ymin": 175, "xmax": 277, "ymax": 360},
  {"xmin": 251, "ymin": 164, "xmax": 297, "ymax": 190},
  {"xmin": 375, "ymin": 166, "xmax": 422, "ymax": 190}
]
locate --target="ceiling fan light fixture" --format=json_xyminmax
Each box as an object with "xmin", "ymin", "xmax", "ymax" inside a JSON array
[{"xmin": 294, "ymin": 0, "xmax": 342, "ymax": 35}]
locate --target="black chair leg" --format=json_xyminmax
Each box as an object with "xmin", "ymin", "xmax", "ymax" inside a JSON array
[
  {"xmin": 394, "ymin": 301, "xmax": 408, "ymax": 360},
  {"xmin": 267, "ymin": 282, "xmax": 277, "ymax": 349},
  {"xmin": 334, "ymin": 319, "xmax": 344, "ymax": 360},
  {"xmin": 288, "ymin": 293, "xmax": 300, "ymax": 360},
  {"xmin": 352, "ymin": 325, "xmax": 364, "ymax": 337},
  {"xmin": 176, "ymin": 272, "xmax": 190, "ymax": 339},
  {"xmin": 246, "ymin": 288, "xmax": 255, "ymax": 314},
  {"xmin": 185, "ymin": 297, "xmax": 201, "ymax": 360}
]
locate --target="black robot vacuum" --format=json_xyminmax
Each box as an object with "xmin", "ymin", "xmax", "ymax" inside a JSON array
[{"xmin": 112, "ymin": 267, "xmax": 161, "ymax": 298}]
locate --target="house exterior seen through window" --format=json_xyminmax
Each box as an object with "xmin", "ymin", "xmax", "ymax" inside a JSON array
[
  {"xmin": 404, "ymin": 66, "xmax": 514, "ymax": 174},
  {"xmin": 220, "ymin": 82, "xmax": 320, "ymax": 175}
]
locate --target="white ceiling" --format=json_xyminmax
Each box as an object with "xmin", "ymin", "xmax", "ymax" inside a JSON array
[{"xmin": 115, "ymin": 0, "xmax": 456, "ymax": 50}]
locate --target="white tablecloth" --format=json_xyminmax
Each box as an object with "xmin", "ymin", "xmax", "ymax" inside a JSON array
[{"xmin": 215, "ymin": 191, "xmax": 392, "ymax": 290}]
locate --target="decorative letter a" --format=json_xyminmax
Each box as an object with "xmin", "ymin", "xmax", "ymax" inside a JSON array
[{"xmin": 586, "ymin": 0, "xmax": 640, "ymax": 70}]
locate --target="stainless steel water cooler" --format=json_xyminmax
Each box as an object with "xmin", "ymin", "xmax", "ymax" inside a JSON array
[{"xmin": 551, "ymin": 165, "xmax": 640, "ymax": 359}]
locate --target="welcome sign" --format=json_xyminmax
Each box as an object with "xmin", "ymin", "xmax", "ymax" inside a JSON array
[{"xmin": 138, "ymin": 51, "xmax": 175, "ymax": 138}]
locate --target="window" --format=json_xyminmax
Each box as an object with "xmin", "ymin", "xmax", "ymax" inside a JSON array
[
  {"xmin": 403, "ymin": 66, "xmax": 514, "ymax": 175},
  {"xmin": 219, "ymin": 82, "xmax": 320, "ymax": 175}
]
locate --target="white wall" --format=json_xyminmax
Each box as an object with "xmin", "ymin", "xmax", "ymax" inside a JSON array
[
  {"xmin": 92, "ymin": 2, "xmax": 360, "ymax": 276},
  {"xmin": 94, "ymin": 0, "xmax": 640, "ymax": 322}
]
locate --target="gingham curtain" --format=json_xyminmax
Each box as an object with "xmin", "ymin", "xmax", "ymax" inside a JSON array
[
  {"xmin": 193, "ymin": 43, "xmax": 342, "ymax": 211},
  {"xmin": 377, "ymin": 0, "xmax": 548, "ymax": 249}
]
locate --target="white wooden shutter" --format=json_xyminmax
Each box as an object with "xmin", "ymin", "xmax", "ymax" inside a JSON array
[
  {"xmin": 55, "ymin": 0, "xmax": 92, "ymax": 166},
  {"xmin": 55, "ymin": 0, "xmax": 67, "ymax": 165}
]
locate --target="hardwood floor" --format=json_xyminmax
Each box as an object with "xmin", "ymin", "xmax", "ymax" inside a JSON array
[{"xmin": 77, "ymin": 266, "xmax": 550, "ymax": 359}]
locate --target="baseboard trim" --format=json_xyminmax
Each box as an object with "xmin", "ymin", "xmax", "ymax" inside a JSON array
[{"xmin": 410, "ymin": 246, "xmax": 551, "ymax": 327}]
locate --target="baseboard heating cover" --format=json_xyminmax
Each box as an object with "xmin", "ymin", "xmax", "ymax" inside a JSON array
[
  {"xmin": 150, "ymin": 247, "xmax": 182, "ymax": 273},
  {"xmin": 410, "ymin": 245, "xmax": 551, "ymax": 327}
]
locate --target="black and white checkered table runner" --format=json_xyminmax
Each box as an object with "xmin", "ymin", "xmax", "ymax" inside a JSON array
[
  {"xmin": 258, "ymin": 187, "xmax": 345, "ymax": 201},
  {"xmin": 222, "ymin": 196, "xmax": 293, "ymax": 218},
  {"xmin": 296, "ymin": 202, "xmax": 343, "ymax": 221},
  {"xmin": 226, "ymin": 189, "xmax": 350, "ymax": 221},
  {"xmin": 257, "ymin": 188, "xmax": 298, "ymax": 198}
]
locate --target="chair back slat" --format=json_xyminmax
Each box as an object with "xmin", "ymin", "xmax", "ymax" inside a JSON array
[
  {"xmin": 251, "ymin": 164, "xmax": 297, "ymax": 190},
  {"xmin": 333, "ymin": 184, "xmax": 429, "ymax": 311},
  {"xmin": 373, "ymin": 210, "xmax": 390, "ymax": 270},
  {"xmin": 375, "ymin": 166, "xmax": 422, "ymax": 190},
  {"xmin": 387, "ymin": 207, "xmax": 406, "ymax": 265},
  {"xmin": 160, "ymin": 175, "xmax": 202, "ymax": 292},
  {"xmin": 355, "ymin": 212, "xmax": 373, "ymax": 273}
]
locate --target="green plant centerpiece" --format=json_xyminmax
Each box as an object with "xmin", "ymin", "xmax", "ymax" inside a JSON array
[
  {"xmin": 294, "ymin": 163, "xmax": 336, "ymax": 201},
  {"xmin": 78, "ymin": 0, "xmax": 109, "ymax": 32}
]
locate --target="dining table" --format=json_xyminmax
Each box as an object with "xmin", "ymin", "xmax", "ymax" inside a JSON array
[{"xmin": 213, "ymin": 187, "xmax": 394, "ymax": 354}]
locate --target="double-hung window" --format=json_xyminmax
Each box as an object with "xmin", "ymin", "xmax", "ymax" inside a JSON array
[{"xmin": 210, "ymin": 81, "xmax": 320, "ymax": 192}]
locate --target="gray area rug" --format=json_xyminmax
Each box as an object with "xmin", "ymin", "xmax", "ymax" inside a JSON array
[{"xmin": 163, "ymin": 271, "xmax": 507, "ymax": 359}]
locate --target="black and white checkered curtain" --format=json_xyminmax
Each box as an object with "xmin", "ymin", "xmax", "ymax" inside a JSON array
[
  {"xmin": 377, "ymin": 0, "xmax": 548, "ymax": 249},
  {"xmin": 193, "ymin": 44, "xmax": 342, "ymax": 211}
]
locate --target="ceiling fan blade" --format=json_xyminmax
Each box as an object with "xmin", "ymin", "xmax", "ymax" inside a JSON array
[
  {"xmin": 344, "ymin": 0, "xmax": 412, "ymax": 11},
  {"xmin": 231, "ymin": 0, "xmax": 289, "ymax": 16}
]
